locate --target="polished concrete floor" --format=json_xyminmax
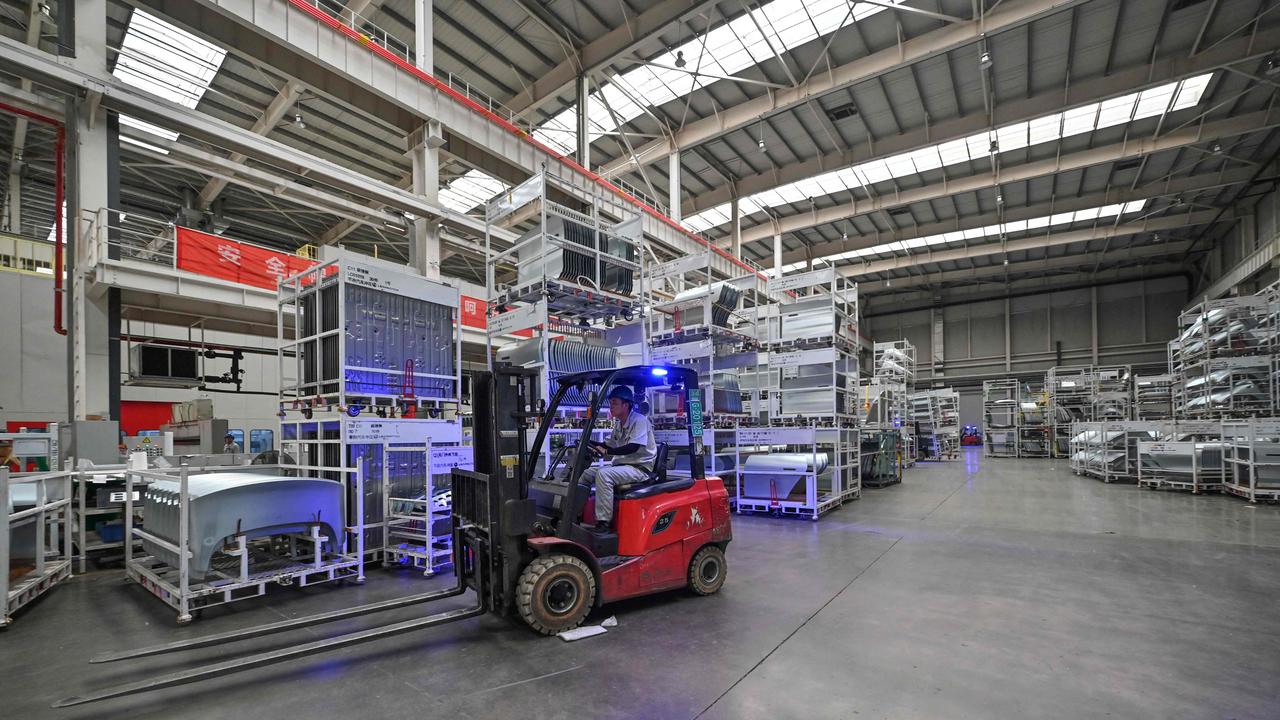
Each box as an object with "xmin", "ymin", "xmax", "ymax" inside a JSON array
[{"xmin": 5, "ymin": 449, "xmax": 1280, "ymax": 719}]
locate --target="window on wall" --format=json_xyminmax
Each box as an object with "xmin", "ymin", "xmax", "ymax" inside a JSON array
[
  {"xmin": 227, "ymin": 429, "xmax": 244, "ymax": 449},
  {"xmin": 250, "ymin": 429, "xmax": 275, "ymax": 454}
]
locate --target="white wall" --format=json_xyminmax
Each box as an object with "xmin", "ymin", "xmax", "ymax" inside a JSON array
[
  {"xmin": 0, "ymin": 271, "xmax": 280, "ymax": 426},
  {"xmin": 0, "ymin": 272, "xmax": 67, "ymax": 424},
  {"xmin": 866, "ymin": 276, "xmax": 1188, "ymax": 383}
]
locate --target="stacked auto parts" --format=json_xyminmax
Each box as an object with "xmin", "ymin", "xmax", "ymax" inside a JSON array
[
  {"xmin": 982, "ymin": 379, "xmax": 1020, "ymax": 458},
  {"xmin": 1172, "ymin": 297, "xmax": 1273, "ymax": 418}
]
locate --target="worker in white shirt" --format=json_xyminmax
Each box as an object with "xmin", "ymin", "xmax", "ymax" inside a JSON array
[{"xmin": 581, "ymin": 385, "xmax": 657, "ymax": 532}]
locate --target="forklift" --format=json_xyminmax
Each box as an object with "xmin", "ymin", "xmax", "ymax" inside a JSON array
[{"xmin": 57, "ymin": 365, "xmax": 731, "ymax": 707}]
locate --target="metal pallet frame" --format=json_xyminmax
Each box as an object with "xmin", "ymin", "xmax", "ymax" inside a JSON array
[
  {"xmin": 983, "ymin": 379, "xmax": 1021, "ymax": 458},
  {"xmin": 734, "ymin": 426, "xmax": 858, "ymax": 520},
  {"xmin": 2, "ymin": 468, "xmax": 74, "ymax": 627},
  {"xmin": 1224, "ymin": 419, "xmax": 1280, "ymax": 503},
  {"xmin": 1136, "ymin": 420, "xmax": 1227, "ymax": 493},
  {"xmin": 1070, "ymin": 421, "xmax": 1159, "ymax": 483},
  {"xmin": 380, "ymin": 444, "xmax": 473, "ymax": 575},
  {"xmin": 122, "ymin": 465, "xmax": 366, "ymax": 624}
]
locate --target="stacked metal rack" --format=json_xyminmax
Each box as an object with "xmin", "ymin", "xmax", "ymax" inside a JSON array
[
  {"xmin": 1172, "ymin": 296, "xmax": 1273, "ymax": 418},
  {"xmin": 1136, "ymin": 420, "xmax": 1228, "ymax": 494},
  {"xmin": 277, "ymin": 247, "xmax": 465, "ymax": 577},
  {"xmin": 1092, "ymin": 366, "xmax": 1133, "ymax": 421},
  {"xmin": 2, "ymin": 468, "xmax": 74, "ymax": 627},
  {"xmin": 873, "ymin": 340, "xmax": 916, "ymax": 464},
  {"xmin": 485, "ymin": 172, "xmax": 644, "ymax": 486},
  {"xmin": 1068, "ymin": 421, "xmax": 1159, "ymax": 483},
  {"xmin": 911, "ymin": 389, "xmax": 959, "ymax": 460},
  {"xmin": 736, "ymin": 268, "xmax": 863, "ymax": 515},
  {"xmin": 644, "ymin": 246, "xmax": 770, "ymax": 499},
  {"xmin": 1223, "ymin": 419, "xmax": 1280, "ymax": 503},
  {"xmin": 982, "ymin": 379, "xmax": 1020, "ymax": 457},
  {"xmin": 1047, "ymin": 366, "xmax": 1096, "ymax": 458},
  {"xmin": 1134, "ymin": 374, "xmax": 1174, "ymax": 419},
  {"xmin": 1018, "ymin": 383, "xmax": 1051, "ymax": 458}
]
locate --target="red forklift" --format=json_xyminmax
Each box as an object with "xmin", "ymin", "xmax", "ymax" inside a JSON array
[{"xmin": 58, "ymin": 365, "xmax": 731, "ymax": 707}]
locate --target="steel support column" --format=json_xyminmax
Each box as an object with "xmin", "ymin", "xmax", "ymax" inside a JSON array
[
  {"xmin": 668, "ymin": 150, "xmax": 681, "ymax": 223},
  {"xmin": 410, "ymin": 120, "xmax": 442, "ymax": 279},
  {"xmin": 576, "ymin": 74, "xmax": 590, "ymax": 170}
]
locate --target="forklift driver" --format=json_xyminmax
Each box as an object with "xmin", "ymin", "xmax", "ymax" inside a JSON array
[{"xmin": 584, "ymin": 385, "xmax": 657, "ymax": 531}]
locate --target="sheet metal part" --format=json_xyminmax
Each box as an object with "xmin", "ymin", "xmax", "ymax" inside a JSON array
[
  {"xmin": 141, "ymin": 473, "xmax": 345, "ymax": 580},
  {"xmin": 497, "ymin": 338, "xmax": 619, "ymax": 407}
]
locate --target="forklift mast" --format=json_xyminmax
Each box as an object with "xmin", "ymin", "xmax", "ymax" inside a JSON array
[{"xmin": 457, "ymin": 367, "xmax": 540, "ymax": 615}]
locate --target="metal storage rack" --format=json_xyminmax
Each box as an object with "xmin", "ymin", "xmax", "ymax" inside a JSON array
[
  {"xmin": 734, "ymin": 425, "xmax": 859, "ymax": 519},
  {"xmin": 911, "ymin": 389, "xmax": 959, "ymax": 461},
  {"xmin": 1068, "ymin": 421, "xmax": 1158, "ymax": 483},
  {"xmin": 1176, "ymin": 356, "xmax": 1272, "ymax": 418},
  {"xmin": 485, "ymin": 172, "xmax": 645, "ymax": 479},
  {"xmin": 278, "ymin": 248, "xmax": 465, "ymax": 558},
  {"xmin": 1018, "ymin": 383, "xmax": 1051, "ymax": 458},
  {"xmin": 982, "ymin": 379, "xmax": 1020, "ymax": 458},
  {"xmin": 1047, "ymin": 366, "xmax": 1094, "ymax": 458},
  {"xmin": 2, "ymin": 468, "xmax": 74, "ymax": 627},
  {"xmin": 1092, "ymin": 366, "xmax": 1133, "ymax": 421},
  {"xmin": 765, "ymin": 268, "xmax": 860, "ymax": 424},
  {"xmin": 121, "ymin": 464, "xmax": 365, "ymax": 624},
  {"xmin": 1134, "ymin": 374, "xmax": 1174, "ymax": 419},
  {"xmin": 1223, "ymin": 419, "xmax": 1280, "ymax": 503},
  {"xmin": 1136, "ymin": 420, "xmax": 1227, "ymax": 493},
  {"xmin": 381, "ymin": 444, "xmax": 473, "ymax": 574},
  {"xmin": 1175, "ymin": 296, "xmax": 1272, "ymax": 366}
]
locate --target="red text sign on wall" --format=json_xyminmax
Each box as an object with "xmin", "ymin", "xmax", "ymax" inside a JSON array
[{"xmin": 175, "ymin": 226, "xmax": 316, "ymax": 291}]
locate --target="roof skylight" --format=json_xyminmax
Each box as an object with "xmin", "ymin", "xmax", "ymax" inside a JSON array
[
  {"xmin": 437, "ymin": 169, "xmax": 510, "ymax": 214},
  {"xmin": 529, "ymin": 0, "xmax": 902, "ymax": 155},
  {"xmin": 766, "ymin": 199, "xmax": 1150, "ymax": 276},
  {"xmin": 112, "ymin": 9, "xmax": 226, "ymax": 142},
  {"xmin": 686, "ymin": 74, "xmax": 1213, "ymax": 234}
]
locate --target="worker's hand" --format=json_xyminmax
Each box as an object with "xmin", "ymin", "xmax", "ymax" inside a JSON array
[{"xmin": 590, "ymin": 442, "xmax": 608, "ymax": 457}]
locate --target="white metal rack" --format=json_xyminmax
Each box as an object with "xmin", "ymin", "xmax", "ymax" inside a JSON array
[
  {"xmin": 121, "ymin": 464, "xmax": 365, "ymax": 624},
  {"xmin": 1018, "ymin": 383, "xmax": 1051, "ymax": 458},
  {"xmin": 1047, "ymin": 366, "xmax": 1095, "ymax": 458},
  {"xmin": 765, "ymin": 268, "xmax": 860, "ymax": 425},
  {"xmin": 1136, "ymin": 420, "xmax": 1227, "ymax": 494},
  {"xmin": 734, "ymin": 425, "xmax": 858, "ymax": 519},
  {"xmin": 1068, "ymin": 421, "xmax": 1159, "ymax": 483},
  {"xmin": 380, "ymin": 444, "xmax": 473, "ymax": 575},
  {"xmin": 2, "ymin": 468, "xmax": 74, "ymax": 627},
  {"xmin": 278, "ymin": 249, "xmax": 464, "ymax": 557},
  {"xmin": 1176, "ymin": 356, "xmax": 1272, "ymax": 418},
  {"xmin": 911, "ymin": 389, "xmax": 959, "ymax": 461},
  {"xmin": 1134, "ymin": 374, "xmax": 1174, "ymax": 419},
  {"xmin": 1223, "ymin": 419, "xmax": 1280, "ymax": 503},
  {"xmin": 983, "ymin": 379, "xmax": 1020, "ymax": 458}
]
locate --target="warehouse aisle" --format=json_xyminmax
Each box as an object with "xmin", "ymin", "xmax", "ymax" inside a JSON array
[{"xmin": 6, "ymin": 449, "xmax": 1279, "ymax": 720}]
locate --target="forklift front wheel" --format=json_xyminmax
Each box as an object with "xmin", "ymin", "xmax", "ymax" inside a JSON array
[
  {"xmin": 516, "ymin": 554, "xmax": 596, "ymax": 636},
  {"xmin": 688, "ymin": 545, "xmax": 727, "ymax": 596}
]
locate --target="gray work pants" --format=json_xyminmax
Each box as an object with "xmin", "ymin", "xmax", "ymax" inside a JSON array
[{"xmin": 581, "ymin": 464, "xmax": 648, "ymax": 522}]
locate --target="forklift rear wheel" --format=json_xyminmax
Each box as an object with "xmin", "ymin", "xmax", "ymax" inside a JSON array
[
  {"xmin": 688, "ymin": 545, "xmax": 727, "ymax": 596},
  {"xmin": 517, "ymin": 554, "xmax": 596, "ymax": 635}
]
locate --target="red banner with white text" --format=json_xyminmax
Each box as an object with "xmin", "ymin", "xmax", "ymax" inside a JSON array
[{"xmin": 175, "ymin": 226, "xmax": 316, "ymax": 291}]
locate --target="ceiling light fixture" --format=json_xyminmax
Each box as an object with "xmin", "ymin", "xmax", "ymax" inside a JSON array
[
  {"xmin": 989, "ymin": 140, "xmax": 999, "ymax": 155},
  {"xmin": 979, "ymin": 51, "xmax": 992, "ymax": 71},
  {"xmin": 1210, "ymin": 142, "xmax": 1223, "ymax": 155},
  {"xmin": 758, "ymin": 123, "xmax": 766, "ymax": 153},
  {"xmin": 1266, "ymin": 55, "xmax": 1280, "ymax": 77},
  {"xmin": 674, "ymin": 50, "xmax": 686, "ymax": 69},
  {"xmin": 294, "ymin": 112, "xmax": 305, "ymax": 129}
]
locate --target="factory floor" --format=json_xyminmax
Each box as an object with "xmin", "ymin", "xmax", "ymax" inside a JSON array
[{"xmin": 7, "ymin": 449, "xmax": 1280, "ymax": 720}]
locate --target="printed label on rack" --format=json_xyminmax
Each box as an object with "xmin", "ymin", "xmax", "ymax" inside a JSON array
[
  {"xmin": 429, "ymin": 446, "xmax": 474, "ymax": 475},
  {"xmin": 345, "ymin": 419, "xmax": 464, "ymax": 444},
  {"xmin": 1207, "ymin": 356, "xmax": 1269, "ymax": 370},
  {"xmin": 651, "ymin": 340, "xmax": 712, "ymax": 363},
  {"xmin": 770, "ymin": 347, "xmax": 839, "ymax": 367},
  {"xmin": 647, "ymin": 254, "xmax": 707, "ymax": 281},
  {"xmin": 736, "ymin": 427, "xmax": 815, "ymax": 445},
  {"xmin": 489, "ymin": 300, "xmax": 546, "ymax": 336},
  {"xmin": 343, "ymin": 259, "xmax": 457, "ymax": 307},
  {"xmin": 1140, "ymin": 442, "xmax": 1191, "ymax": 454},
  {"xmin": 767, "ymin": 267, "xmax": 835, "ymax": 294}
]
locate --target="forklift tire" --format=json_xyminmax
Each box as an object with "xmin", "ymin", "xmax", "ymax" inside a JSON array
[
  {"xmin": 516, "ymin": 554, "xmax": 596, "ymax": 636},
  {"xmin": 688, "ymin": 545, "xmax": 727, "ymax": 596}
]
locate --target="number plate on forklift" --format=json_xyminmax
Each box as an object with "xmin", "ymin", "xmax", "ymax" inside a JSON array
[{"xmin": 688, "ymin": 389, "xmax": 704, "ymax": 439}]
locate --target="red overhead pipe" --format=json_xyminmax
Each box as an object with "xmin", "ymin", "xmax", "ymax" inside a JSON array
[
  {"xmin": 0, "ymin": 99, "xmax": 66, "ymax": 335},
  {"xmin": 288, "ymin": 0, "xmax": 770, "ymax": 282}
]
